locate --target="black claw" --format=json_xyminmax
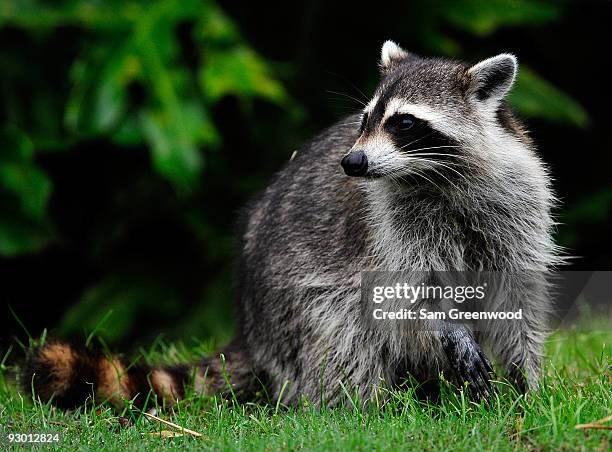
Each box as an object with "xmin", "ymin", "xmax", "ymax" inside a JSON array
[
  {"xmin": 440, "ymin": 326, "xmax": 495, "ymax": 402},
  {"xmin": 470, "ymin": 370, "xmax": 489, "ymax": 397},
  {"xmin": 478, "ymin": 348, "xmax": 494, "ymax": 374},
  {"xmin": 475, "ymin": 374, "xmax": 491, "ymax": 400}
]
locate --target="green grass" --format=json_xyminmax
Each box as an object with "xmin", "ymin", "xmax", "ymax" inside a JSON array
[{"xmin": 1, "ymin": 330, "xmax": 610, "ymax": 451}]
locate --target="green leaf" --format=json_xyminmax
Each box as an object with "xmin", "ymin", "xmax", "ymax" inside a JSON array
[
  {"xmin": 195, "ymin": 1, "xmax": 240, "ymax": 44},
  {"xmin": 509, "ymin": 66, "xmax": 589, "ymax": 127},
  {"xmin": 5, "ymin": 0, "xmax": 291, "ymax": 195},
  {"xmin": 139, "ymin": 104, "xmax": 212, "ymax": 192},
  {"xmin": 442, "ymin": 0, "xmax": 563, "ymax": 36},
  {"xmin": 0, "ymin": 128, "xmax": 53, "ymax": 256},
  {"xmin": 200, "ymin": 46, "xmax": 288, "ymax": 105},
  {"xmin": 0, "ymin": 127, "xmax": 52, "ymax": 220},
  {"xmin": 133, "ymin": 5, "xmax": 220, "ymax": 192},
  {"xmin": 0, "ymin": 0, "xmax": 138, "ymax": 30},
  {"xmin": 110, "ymin": 114, "xmax": 144, "ymax": 146},
  {"xmin": 0, "ymin": 162, "xmax": 51, "ymax": 220},
  {"xmin": 65, "ymin": 46, "xmax": 141, "ymax": 135},
  {"xmin": 0, "ymin": 216, "xmax": 52, "ymax": 256}
]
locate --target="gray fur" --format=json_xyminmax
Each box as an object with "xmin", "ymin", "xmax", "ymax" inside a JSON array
[{"xmin": 234, "ymin": 42, "xmax": 561, "ymax": 405}]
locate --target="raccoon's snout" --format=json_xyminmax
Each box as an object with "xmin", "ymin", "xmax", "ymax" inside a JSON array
[{"xmin": 341, "ymin": 150, "xmax": 368, "ymax": 176}]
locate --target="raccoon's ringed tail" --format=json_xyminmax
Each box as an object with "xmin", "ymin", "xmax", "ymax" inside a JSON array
[{"xmin": 21, "ymin": 341, "xmax": 229, "ymax": 409}]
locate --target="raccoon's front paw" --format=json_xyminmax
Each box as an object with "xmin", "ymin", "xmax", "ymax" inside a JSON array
[{"xmin": 440, "ymin": 327, "xmax": 494, "ymax": 401}]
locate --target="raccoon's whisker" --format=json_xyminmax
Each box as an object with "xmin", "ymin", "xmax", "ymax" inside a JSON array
[
  {"xmin": 326, "ymin": 90, "xmax": 367, "ymax": 107},
  {"xmin": 408, "ymin": 155, "xmax": 470, "ymax": 182},
  {"xmin": 407, "ymin": 153, "xmax": 482, "ymax": 172},
  {"xmin": 398, "ymin": 132, "xmax": 434, "ymax": 150},
  {"xmin": 325, "ymin": 71, "xmax": 371, "ymax": 103},
  {"xmin": 405, "ymin": 171, "xmax": 422, "ymax": 186},
  {"xmin": 407, "ymin": 157, "xmax": 467, "ymax": 188},
  {"xmin": 386, "ymin": 174, "xmax": 404, "ymax": 191},
  {"xmin": 373, "ymin": 164, "xmax": 396, "ymax": 181},
  {"xmin": 400, "ymin": 154, "xmax": 471, "ymax": 170},
  {"xmin": 402, "ymin": 145, "xmax": 461, "ymax": 153},
  {"xmin": 374, "ymin": 163, "xmax": 406, "ymax": 190},
  {"xmin": 397, "ymin": 171, "xmax": 421, "ymax": 190},
  {"xmin": 407, "ymin": 158, "xmax": 460, "ymax": 189},
  {"xmin": 402, "ymin": 152, "xmax": 475, "ymax": 163},
  {"xmin": 410, "ymin": 167, "xmax": 446, "ymax": 193},
  {"xmin": 347, "ymin": 81, "xmax": 370, "ymax": 104},
  {"xmin": 332, "ymin": 105, "xmax": 365, "ymax": 115}
]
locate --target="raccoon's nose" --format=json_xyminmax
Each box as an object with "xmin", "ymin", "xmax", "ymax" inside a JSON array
[{"xmin": 341, "ymin": 150, "xmax": 368, "ymax": 176}]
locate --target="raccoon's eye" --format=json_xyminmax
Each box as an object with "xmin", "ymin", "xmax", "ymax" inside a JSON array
[
  {"xmin": 359, "ymin": 113, "xmax": 368, "ymax": 133},
  {"xmin": 387, "ymin": 114, "xmax": 416, "ymax": 132}
]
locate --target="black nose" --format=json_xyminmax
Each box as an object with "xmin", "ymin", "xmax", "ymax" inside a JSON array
[{"xmin": 341, "ymin": 150, "xmax": 368, "ymax": 176}]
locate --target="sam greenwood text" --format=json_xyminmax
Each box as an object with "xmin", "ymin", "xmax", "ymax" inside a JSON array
[{"xmin": 372, "ymin": 308, "xmax": 524, "ymax": 321}]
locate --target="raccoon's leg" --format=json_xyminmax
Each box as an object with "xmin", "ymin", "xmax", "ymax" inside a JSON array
[
  {"xmin": 439, "ymin": 324, "xmax": 494, "ymax": 401},
  {"xmin": 482, "ymin": 282, "xmax": 549, "ymax": 392},
  {"xmin": 485, "ymin": 320, "xmax": 545, "ymax": 392},
  {"xmin": 21, "ymin": 339, "xmax": 256, "ymax": 410}
]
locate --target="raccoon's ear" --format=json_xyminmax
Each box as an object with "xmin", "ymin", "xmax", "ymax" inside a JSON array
[
  {"xmin": 380, "ymin": 40, "xmax": 410, "ymax": 72},
  {"xmin": 465, "ymin": 54, "xmax": 517, "ymax": 105}
]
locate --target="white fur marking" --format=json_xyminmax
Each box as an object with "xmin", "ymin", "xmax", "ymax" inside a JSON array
[
  {"xmin": 467, "ymin": 53, "xmax": 518, "ymax": 105},
  {"xmin": 383, "ymin": 99, "xmax": 446, "ymax": 124},
  {"xmin": 364, "ymin": 95, "xmax": 380, "ymax": 115},
  {"xmin": 380, "ymin": 41, "xmax": 407, "ymax": 68}
]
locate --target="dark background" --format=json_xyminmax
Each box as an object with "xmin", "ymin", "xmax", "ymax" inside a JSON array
[{"xmin": 1, "ymin": 0, "xmax": 610, "ymax": 354}]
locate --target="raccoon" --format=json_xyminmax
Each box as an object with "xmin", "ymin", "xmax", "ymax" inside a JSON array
[{"xmin": 22, "ymin": 41, "xmax": 560, "ymax": 410}]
